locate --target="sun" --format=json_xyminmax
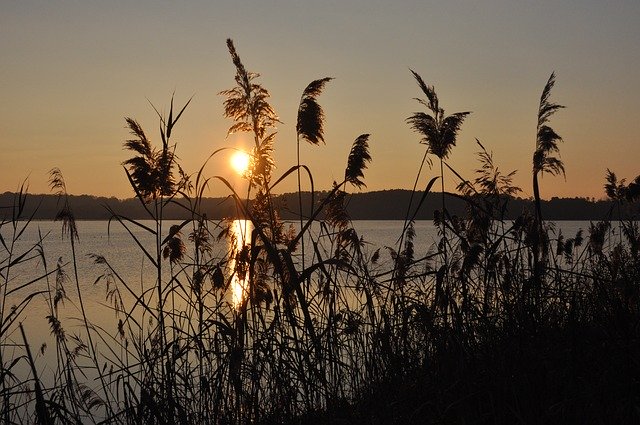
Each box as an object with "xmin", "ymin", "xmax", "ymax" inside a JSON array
[{"xmin": 230, "ymin": 151, "xmax": 250, "ymax": 175}]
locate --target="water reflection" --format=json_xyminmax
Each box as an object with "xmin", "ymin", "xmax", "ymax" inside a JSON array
[{"xmin": 229, "ymin": 219, "xmax": 253, "ymax": 307}]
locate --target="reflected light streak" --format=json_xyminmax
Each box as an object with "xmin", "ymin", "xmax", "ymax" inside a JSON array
[{"xmin": 230, "ymin": 219, "xmax": 252, "ymax": 307}]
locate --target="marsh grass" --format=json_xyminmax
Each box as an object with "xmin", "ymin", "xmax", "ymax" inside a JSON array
[{"xmin": 1, "ymin": 41, "xmax": 640, "ymax": 424}]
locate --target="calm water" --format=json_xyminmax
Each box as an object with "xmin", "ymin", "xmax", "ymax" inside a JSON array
[
  {"xmin": 1, "ymin": 219, "xmax": 592, "ymax": 382},
  {"xmin": 2, "ymin": 220, "xmax": 587, "ymax": 320}
]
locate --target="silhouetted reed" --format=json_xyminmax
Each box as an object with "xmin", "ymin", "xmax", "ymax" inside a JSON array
[{"xmin": 1, "ymin": 41, "xmax": 639, "ymax": 424}]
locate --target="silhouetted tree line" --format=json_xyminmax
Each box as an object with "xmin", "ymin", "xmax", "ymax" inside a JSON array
[{"xmin": 1, "ymin": 190, "xmax": 635, "ymax": 221}]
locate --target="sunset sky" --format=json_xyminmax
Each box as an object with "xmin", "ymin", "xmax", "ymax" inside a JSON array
[{"xmin": 2, "ymin": 1, "xmax": 639, "ymax": 200}]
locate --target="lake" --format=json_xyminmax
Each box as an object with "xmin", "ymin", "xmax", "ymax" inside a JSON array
[
  {"xmin": 2, "ymin": 219, "xmax": 589, "ymax": 325},
  {"xmin": 0, "ymin": 218, "xmax": 593, "ymax": 389}
]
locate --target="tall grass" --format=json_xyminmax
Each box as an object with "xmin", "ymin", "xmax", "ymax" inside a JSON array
[{"xmin": 1, "ymin": 40, "xmax": 639, "ymax": 424}]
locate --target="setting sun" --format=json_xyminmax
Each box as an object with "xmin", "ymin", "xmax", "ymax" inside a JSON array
[{"xmin": 230, "ymin": 151, "xmax": 250, "ymax": 175}]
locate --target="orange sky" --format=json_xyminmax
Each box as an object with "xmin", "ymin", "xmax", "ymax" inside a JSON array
[{"xmin": 2, "ymin": 1, "xmax": 639, "ymax": 200}]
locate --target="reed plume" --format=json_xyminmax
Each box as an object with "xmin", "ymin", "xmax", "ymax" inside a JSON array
[
  {"xmin": 220, "ymin": 38, "xmax": 279, "ymax": 142},
  {"xmin": 297, "ymin": 77, "xmax": 333, "ymax": 146},
  {"xmin": 345, "ymin": 134, "xmax": 372, "ymax": 189},
  {"xmin": 407, "ymin": 70, "xmax": 470, "ymax": 161},
  {"xmin": 49, "ymin": 167, "xmax": 78, "ymax": 241}
]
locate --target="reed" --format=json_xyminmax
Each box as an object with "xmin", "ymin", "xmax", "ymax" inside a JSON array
[{"xmin": 0, "ymin": 41, "xmax": 639, "ymax": 424}]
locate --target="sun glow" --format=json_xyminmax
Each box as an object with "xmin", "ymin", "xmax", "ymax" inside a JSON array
[{"xmin": 230, "ymin": 151, "xmax": 250, "ymax": 175}]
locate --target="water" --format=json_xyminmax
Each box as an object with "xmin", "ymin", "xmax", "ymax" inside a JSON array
[
  {"xmin": 0, "ymin": 219, "xmax": 595, "ymax": 383},
  {"xmin": 1, "ymin": 220, "xmax": 590, "ymax": 321}
]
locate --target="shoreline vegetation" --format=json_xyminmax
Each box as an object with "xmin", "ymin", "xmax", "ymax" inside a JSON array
[
  {"xmin": 2, "ymin": 38, "xmax": 640, "ymax": 424},
  {"xmin": 0, "ymin": 190, "xmax": 632, "ymax": 221}
]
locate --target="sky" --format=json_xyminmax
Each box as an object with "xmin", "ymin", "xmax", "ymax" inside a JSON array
[{"xmin": 1, "ymin": 0, "xmax": 639, "ymax": 200}]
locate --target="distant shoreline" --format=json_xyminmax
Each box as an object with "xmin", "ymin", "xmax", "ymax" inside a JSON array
[{"xmin": 1, "ymin": 190, "xmax": 636, "ymax": 221}]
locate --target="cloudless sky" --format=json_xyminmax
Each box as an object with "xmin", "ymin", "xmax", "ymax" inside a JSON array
[{"xmin": 2, "ymin": 0, "xmax": 639, "ymax": 200}]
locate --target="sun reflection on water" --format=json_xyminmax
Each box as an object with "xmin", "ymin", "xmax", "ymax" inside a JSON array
[{"xmin": 229, "ymin": 219, "xmax": 252, "ymax": 307}]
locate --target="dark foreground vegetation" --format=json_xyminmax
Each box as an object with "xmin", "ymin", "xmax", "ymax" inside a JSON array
[{"xmin": 2, "ymin": 39, "xmax": 640, "ymax": 424}]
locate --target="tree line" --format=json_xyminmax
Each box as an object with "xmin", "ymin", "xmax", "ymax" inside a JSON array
[{"xmin": 0, "ymin": 190, "xmax": 631, "ymax": 221}]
